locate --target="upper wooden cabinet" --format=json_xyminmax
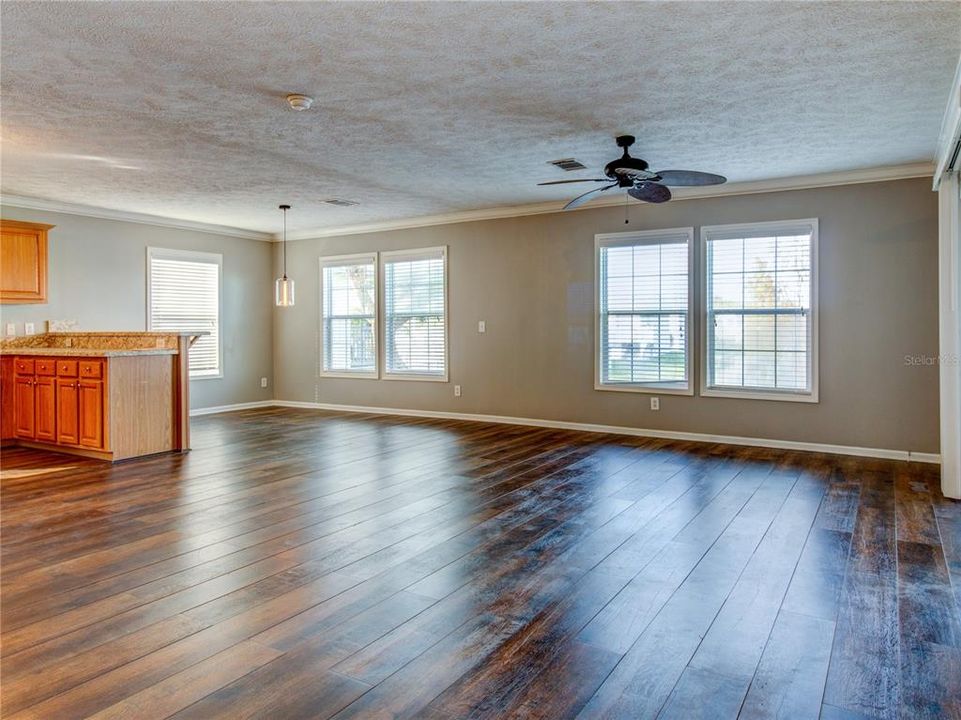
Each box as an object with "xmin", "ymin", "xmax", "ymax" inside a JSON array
[{"xmin": 0, "ymin": 219, "xmax": 53, "ymax": 304}]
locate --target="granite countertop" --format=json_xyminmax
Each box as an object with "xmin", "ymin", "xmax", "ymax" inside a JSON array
[{"xmin": 0, "ymin": 348, "xmax": 178, "ymax": 357}]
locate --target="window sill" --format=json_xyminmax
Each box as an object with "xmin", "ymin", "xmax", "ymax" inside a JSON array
[
  {"xmin": 701, "ymin": 386, "xmax": 819, "ymax": 403},
  {"xmin": 190, "ymin": 372, "xmax": 223, "ymax": 381},
  {"xmin": 595, "ymin": 382, "xmax": 693, "ymax": 396},
  {"xmin": 382, "ymin": 373, "xmax": 449, "ymax": 383},
  {"xmin": 320, "ymin": 371, "xmax": 379, "ymax": 380}
]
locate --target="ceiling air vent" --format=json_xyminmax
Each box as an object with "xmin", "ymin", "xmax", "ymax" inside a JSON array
[
  {"xmin": 322, "ymin": 198, "xmax": 360, "ymax": 207},
  {"xmin": 547, "ymin": 158, "xmax": 587, "ymax": 172}
]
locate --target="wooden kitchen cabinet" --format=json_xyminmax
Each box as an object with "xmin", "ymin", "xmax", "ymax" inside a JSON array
[
  {"xmin": 0, "ymin": 219, "xmax": 53, "ymax": 304},
  {"xmin": 78, "ymin": 379, "xmax": 104, "ymax": 449},
  {"xmin": 35, "ymin": 376, "xmax": 56, "ymax": 442},
  {"xmin": 56, "ymin": 378, "xmax": 80, "ymax": 445},
  {"xmin": 10, "ymin": 356, "xmax": 106, "ymax": 453},
  {"xmin": 14, "ymin": 374, "xmax": 35, "ymax": 438}
]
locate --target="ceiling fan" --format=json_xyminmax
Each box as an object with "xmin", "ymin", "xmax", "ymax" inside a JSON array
[{"xmin": 539, "ymin": 135, "xmax": 727, "ymax": 210}]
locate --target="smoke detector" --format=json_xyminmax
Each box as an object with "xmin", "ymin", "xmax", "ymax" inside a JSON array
[{"xmin": 286, "ymin": 94, "xmax": 314, "ymax": 111}]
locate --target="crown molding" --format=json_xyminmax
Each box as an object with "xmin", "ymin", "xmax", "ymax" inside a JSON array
[
  {"xmin": 287, "ymin": 161, "xmax": 934, "ymax": 241},
  {"xmin": 0, "ymin": 193, "xmax": 273, "ymax": 242},
  {"xmin": 1, "ymin": 162, "xmax": 934, "ymax": 243}
]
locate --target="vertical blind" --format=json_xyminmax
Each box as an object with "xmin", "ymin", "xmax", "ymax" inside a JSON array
[
  {"xmin": 704, "ymin": 222, "xmax": 815, "ymax": 393},
  {"xmin": 321, "ymin": 255, "xmax": 377, "ymax": 375},
  {"xmin": 147, "ymin": 249, "xmax": 221, "ymax": 377},
  {"xmin": 383, "ymin": 248, "xmax": 446, "ymax": 377},
  {"xmin": 598, "ymin": 231, "xmax": 691, "ymax": 388}
]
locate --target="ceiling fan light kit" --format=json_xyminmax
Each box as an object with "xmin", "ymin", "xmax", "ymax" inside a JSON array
[{"xmin": 538, "ymin": 134, "xmax": 727, "ymax": 210}]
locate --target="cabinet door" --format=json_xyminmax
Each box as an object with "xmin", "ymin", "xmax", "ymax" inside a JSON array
[
  {"xmin": 78, "ymin": 379, "xmax": 104, "ymax": 449},
  {"xmin": 35, "ymin": 376, "xmax": 56, "ymax": 442},
  {"xmin": 14, "ymin": 375, "xmax": 35, "ymax": 438},
  {"xmin": 0, "ymin": 220, "xmax": 51, "ymax": 304},
  {"xmin": 57, "ymin": 379, "xmax": 80, "ymax": 445}
]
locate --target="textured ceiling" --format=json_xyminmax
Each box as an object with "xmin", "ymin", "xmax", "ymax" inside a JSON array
[{"xmin": 1, "ymin": 1, "xmax": 958, "ymax": 236}]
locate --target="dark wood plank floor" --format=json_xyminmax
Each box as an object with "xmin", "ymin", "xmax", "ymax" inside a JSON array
[{"xmin": 2, "ymin": 407, "xmax": 959, "ymax": 720}]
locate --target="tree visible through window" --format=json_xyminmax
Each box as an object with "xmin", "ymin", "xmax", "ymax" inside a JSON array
[
  {"xmin": 703, "ymin": 219, "xmax": 817, "ymax": 399},
  {"xmin": 321, "ymin": 254, "xmax": 377, "ymax": 376},
  {"xmin": 383, "ymin": 248, "xmax": 447, "ymax": 379}
]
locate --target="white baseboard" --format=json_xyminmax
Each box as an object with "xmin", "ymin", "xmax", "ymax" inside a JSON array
[
  {"xmin": 269, "ymin": 400, "xmax": 941, "ymax": 465},
  {"xmin": 190, "ymin": 400, "xmax": 277, "ymax": 417}
]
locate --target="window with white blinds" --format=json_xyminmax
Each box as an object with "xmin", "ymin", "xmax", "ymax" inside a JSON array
[
  {"xmin": 382, "ymin": 247, "xmax": 447, "ymax": 380},
  {"xmin": 320, "ymin": 254, "xmax": 377, "ymax": 377},
  {"xmin": 147, "ymin": 248, "xmax": 222, "ymax": 378},
  {"xmin": 702, "ymin": 219, "xmax": 818, "ymax": 401},
  {"xmin": 596, "ymin": 228, "xmax": 693, "ymax": 394}
]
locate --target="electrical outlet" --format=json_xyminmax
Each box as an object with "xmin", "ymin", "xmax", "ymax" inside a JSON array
[
  {"xmin": 478, "ymin": 321, "xmax": 486, "ymax": 333},
  {"xmin": 5, "ymin": 323, "xmax": 15, "ymax": 337},
  {"xmin": 261, "ymin": 377, "xmax": 268, "ymax": 388},
  {"xmin": 650, "ymin": 397, "xmax": 660, "ymax": 411},
  {"xmin": 454, "ymin": 385, "xmax": 462, "ymax": 397},
  {"xmin": 24, "ymin": 322, "xmax": 35, "ymax": 336}
]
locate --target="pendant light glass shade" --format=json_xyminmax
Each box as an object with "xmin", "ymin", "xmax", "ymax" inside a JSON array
[
  {"xmin": 275, "ymin": 204, "xmax": 295, "ymax": 307},
  {"xmin": 275, "ymin": 276, "xmax": 295, "ymax": 306}
]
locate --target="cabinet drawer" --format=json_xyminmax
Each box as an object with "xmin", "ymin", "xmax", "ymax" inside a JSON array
[
  {"xmin": 36, "ymin": 359, "xmax": 56, "ymax": 376},
  {"xmin": 79, "ymin": 361, "xmax": 103, "ymax": 379},
  {"xmin": 14, "ymin": 358, "xmax": 34, "ymax": 375},
  {"xmin": 56, "ymin": 360, "xmax": 78, "ymax": 377}
]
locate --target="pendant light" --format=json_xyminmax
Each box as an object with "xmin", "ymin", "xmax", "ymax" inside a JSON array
[{"xmin": 275, "ymin": 204, "xmax": 295, "ymax": 307}]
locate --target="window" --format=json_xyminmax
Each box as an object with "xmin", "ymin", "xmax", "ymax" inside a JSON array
[
  {"xmin": 596, "ymin": 228, "xmax": 693, "ymax": 395},
  {"xmin": 147, "ymin": 247, "xmax": 222, "ymax": 378},
  {"xmin": 382, "ymin": 247, "xmax": 447, "ymax": 380},
  {"xmin": 701, "ymin": 219, "xmax": 818, "ymax": 401},
  {"xmin": 320, "ymin": 253, "xmax": 377, "ymax": 377}
]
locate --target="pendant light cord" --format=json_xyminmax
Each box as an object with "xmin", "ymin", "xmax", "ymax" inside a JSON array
[{"xmin": 282, "ymin": 206, "xmax": 288, "ymax": 280}]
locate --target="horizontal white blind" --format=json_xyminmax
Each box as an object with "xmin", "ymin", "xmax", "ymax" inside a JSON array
[
  {"xmin": 599, "ymin": 231, "xmax": 690, "ymax": 388},
  {"xmin": 383, "ymin": 248, "xmax": 446, "ymax": 377},
  {"xmin": 321, "ymin": 256, "xmax": 377, "ymax": 374},
  {"xmin": 705, "ymin": 223, "xmax": 814, "ymax": 392},
  {"xmin": 147, "ymin": 249, "xmax": 221, "ymax": 377}
]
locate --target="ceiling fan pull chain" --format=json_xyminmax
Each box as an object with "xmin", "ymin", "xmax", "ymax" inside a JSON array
[{"xmin": 624, "ymin": 191, "xmax": 629, "ymax": 224}]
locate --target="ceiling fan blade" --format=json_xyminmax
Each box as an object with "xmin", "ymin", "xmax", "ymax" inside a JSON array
[
  {"xmin": 537, "ymin": 178, "xmax": 610, "ymax": 186},
  {"xmin": 628, "ymin": 182, "xmax": 672, "ymax": 204},
  {"xmin": 564, "ymin": 183, "xmax": 618, "ymax": 210},
  {"xmin": 655, "ymin": 170, "xmax": 727, "ymax": 186}
]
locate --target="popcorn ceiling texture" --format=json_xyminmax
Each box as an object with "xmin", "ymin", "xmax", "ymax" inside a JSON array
[{"xmin": 1, "ymin": 1, "xmax": 957, "ymax": 235}]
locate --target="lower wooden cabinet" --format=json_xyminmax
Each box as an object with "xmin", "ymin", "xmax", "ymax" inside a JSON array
[
  {"xmin": 2, "ymin": 351, "xmax": 178, "ymax": 461},
  {"xmin": 35, "ymin": 376, "xmax": 56, "ymax": 442},
  {"xmin": 78, "ymin": 379, "xmax": 104, "ymax": 449},
  {"xmin": 12, "ymin": 357, "xmax": 106, "ymax": 452},
  {"xmin": 14, "ymin": 374, "xmax": 35, "ymax": 438},
  {"xmin": 56, "ymin": 377, "xmax": 80, "ymax": 445}
]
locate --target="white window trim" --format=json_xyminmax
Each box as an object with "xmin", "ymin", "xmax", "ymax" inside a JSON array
[
  {"xmin": 594, "ymin": 228, "xmax": 695, "ymax": 396},
  {"xmin": 698, "ymin": 218, "xmax": 819, "ymax": 403},
  {"xmin": 146, "ymin": 247, "xmax": 223, "ymax": 380},
  {"xmin": 319, "ymin": 252, "xmax": 380, "ymax": 379},
  {"xmin": 380, "ymin": 245, "xmax": 449, "ymax": 383}
]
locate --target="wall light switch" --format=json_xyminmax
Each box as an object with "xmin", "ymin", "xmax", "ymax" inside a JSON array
[
  {"xmin": 24, "ymin": 322, "xmax": 35, "ymax": 336},
  {"xmin": 5, "ymin": 323, "xmax": 15, "ymax": 337},
  {"xmin": 454, "ymin": 385, "xmax": 462, "ymax": 397},
  {"xmin": 261, "ymin": 377, "xmax": 268, "ymax": 388},
  {"xmin": 478, "ymin": 321, "xmax": 486, "ymax": 333},
  {"xmin": 650, "ymin": 397, "xmax": 660, "ymax": 411}
]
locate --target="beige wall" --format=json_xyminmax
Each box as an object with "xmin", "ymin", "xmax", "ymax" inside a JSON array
[
  {"xmin": 273, "ymin": 178, "xmax": 940, "ymax": 454},
  {"xmin": 0, "ymin": 206, "xmax": 274, "ymax": 409}
]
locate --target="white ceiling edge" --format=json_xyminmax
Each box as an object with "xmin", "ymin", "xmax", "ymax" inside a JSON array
[
  {"xmin": 286, "ymin": 162, "xmax": 935, "ymax": 242},
  {"xmin": 933, "ymin": 51, "xmax": 961, "ymax": 188},
  {"xmin": 0, "ymin": 193, "xmax": 273, "ymax": 241},
  {"xmin": 0, "ymin": 162, "xmax": 934, "ymax": 243}
]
